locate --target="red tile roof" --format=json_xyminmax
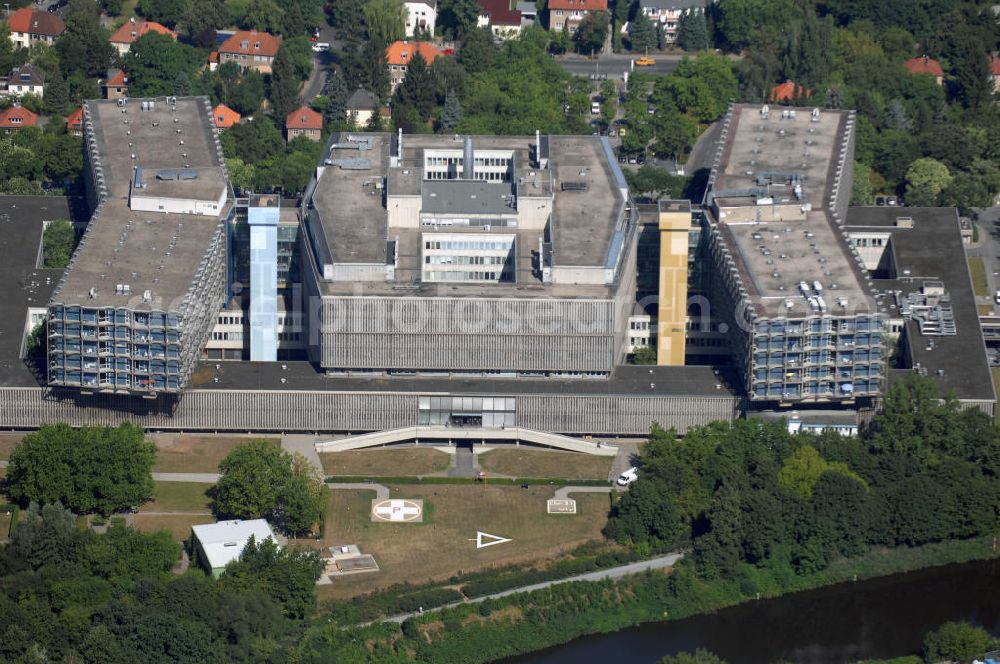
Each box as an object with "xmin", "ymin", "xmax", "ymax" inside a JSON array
[
  {"xmin": 770, "ymin": 80, "xmax": 810, "ymax": 102},
  {"xmin": 209, "ymin": 51, "xmax": 219, "ymax": 63},
  {"xmin": 109, "ymin": 18, "xmax": 176, "ymax": 44},
  {"xmin": 219, "ymin": 30, "xmax": 282, "ymax": 58},
  {"xmin": 212, "ymin": 104, "xmax": 241, "ymax": 129},
  {"xmin": 904, "ymin": 56, "xmax": 944, "ymax": 77},
  {"xmin": 67, "ymin": 106, "xmax": 84, "ymax": 131},
  {"xmin": 105, "ymin": 69, "xmax": 128, "ymax": 87},
  {"xmin": 5, "ymin": 7, "xmax": 65, "ymax": 37},
  {"xmin": 479, "ymin": 0, "xmax": 521, "ymax": 26},
  {"xmin": 286, "ymin": 106, "xmax": 323, "ymax": 131},
  {"xmin": 547, "ymin": 0, "xmax": 608, "ymax": 11},
  {"xmin": 385, "ymin": 40, "xmax": 443, "ymax": 66},
  {"xmin": 0, "ymin": 105, "xmax": 38, "ymax": 128}
]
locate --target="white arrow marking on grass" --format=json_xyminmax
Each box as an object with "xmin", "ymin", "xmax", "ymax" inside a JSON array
[{"xmin": 468, "ymin": 531, "xmax": 512, "ymax": 549}]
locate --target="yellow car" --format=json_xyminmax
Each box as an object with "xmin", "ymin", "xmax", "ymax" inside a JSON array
[{"xmin": 635, "ymin": 56, "xmax": 656, "ymax": 66}]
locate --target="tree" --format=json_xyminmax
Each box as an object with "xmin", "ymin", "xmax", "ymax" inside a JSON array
[
  {"xmin": 6, "ymin": 423, "xmax": 155, "ymax": 515},
  {"xmin": 363, "ymin": 0, "xmax": 406, "ymax": 45},
  {"xmin": 717, "ymin": 0, "xmax": 797, "ymax": 51},
  {"xmin": 220, "ymin": 535, "xmax": 324, "ymax": 618},
  {"xmin": 904, "ymin": 157, "xmax": 951, "ymax": 207},
  {"xmin": 137, "ymin": 0, "xmax": 191, "ymax": 28},
  {"xmin": 460, "ymin": 27, "xmax": 500, "ymax": 75},
  {"xmin": 239, "ymin": 0, "xmax": 285, "ymax": 34},
  {"xmin": 574, "ymin": 11, "xmax": 609, "ymax": 55},
  {"xmin": 182, "ymin": 0, "xmax": 226, "ymax": 48},
  {"xmin": 438, "ymin": 0, "xmax": 481, "ymax": 39},
  {"xmin": 777, "ymin": 446, "xmax": 865, "ymax": 498},
  {"xmin": 56, "ymin": 0, "xmax": 115, "ymax": 79},
  {"xmin": 324, "ymin": 69, "xmax": 349, "ymax": 128},
  {"xmin": 629, "ymin": 12, "xmax": 657, "ymax": 53},
  {"xmin": 43, "ymin": 220, "xmax": 76, "ymax": 268},
  {"xmin": 677, "ymin": 9, "xmax": 709, "ymax": 52},
  {"xmin": 923, "ymin": 622, "xmax": 991, "ymax": 664},
  {"xmin": 850, "ymin": 161, "xmax": 873, "ymax": 206},
  {"xmin": 269, "ymin": 46, "xmax": 301, "ymax": 123},
  {"xmin": 626, "ymin": 165, "xmax": 683, "ymax": 199},
  {"xmin": 659, "ymin": 650, "xmax": 728, "ymax": 664},
  {"xmin": 440, "ymin": 88, "xmax": 462, "ymax": 131},
  {"xmin": 212, "ymin": 441, "xmax": 325, "ymax": 535},
  {"xmin": 229, "ymin": 70, "xmax": 266, "ymax": 115},
  {"xmin": 44, "ymin": 71, "xmax": 70, "ymax": 116},
  {"xmin": 631, "ymin": 345, "xmax": 657, "ymax": 364},
  {"xmin": 124, "ymin": 32, "xmax": 204, "ymax": 97},
  {"xmin": 393, "ymin": 49, "xmax": 435, "ymax": 124},
  {"xmin": 953, "ymin": 43, "xmax": 992, "ymax": 110}
]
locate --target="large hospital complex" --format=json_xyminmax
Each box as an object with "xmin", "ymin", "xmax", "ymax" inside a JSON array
[{"xmin": 0, "ymin": 96, "xmax": 992, "ymax": 439}]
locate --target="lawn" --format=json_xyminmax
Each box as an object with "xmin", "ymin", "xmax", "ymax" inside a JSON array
[
  {"xmin": 152, "ymin": 435, "xmax": 280, "ymax": 473},
  {"xmin": 979, "ymin": 304, "xmax": 995, "ymax": 316},
  {"xmin": 312, "ymin": 484, "xmax": 611, "ymax": 600},
  {"xmin": 133, "ymin": 514, "xmax": 216, "ymax": 541},
  {"xmin": 969, "ymin": 257, "xmax": 989, "ymax": 297},
  {"xmin": 0, "ymin": 433, "xmax": 24, "ymax": 461},
  {"xmin": 319, "ymin": 447, "xmax": 451, "ymax": 477},
  {"xmin": 478, "ymin": 448, "xmax": 614, "ymax": 480},
  {"xmin": 993, "ymin": 369, "xmax": 1000, "ymax": 424},
  {"xmin": 140, "ymin": 482, "xmax": 213, "ymax": 514}
]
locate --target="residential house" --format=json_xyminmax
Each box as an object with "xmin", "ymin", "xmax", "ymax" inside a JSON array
[
  {"xmin": 904, "ymin": 55, "xmax": 944, "ymax": 86},
  {"xmin": 0, "ymin": 105, "xmax": 37, "ymax": 131},
  {"xmin": 208, "ymin": 51, "xmax": 219, "ymax": 72},
  {"xmin": 102, "ymin": 69, "xmax": 129, "ymax": 100},
  {"xmin": 4, "ymin": 7, "xmax": 65, "ymax": 49},
  {"xmin": 286, "ymin": 105, "xmax": 323, "ymax": 142},
  {"xmin": 517, "ymin": 1, "xmax": 538, "ymax": 27},
  {"xmin": 770, "ymin": 80, "xmax": 810, "ymax": 103},
  {"xmin": 404, "ymin": 0, "xmax": 437, "ymax": 37},
  {"xmin": 478, "ymin": 0, "xmax": 523, "ymax": 39},
  {"xmin": 191, "ymin": 519, "xmax": 281, "ymax": 578},
  {"xmin": 386, "ymin": 40, "xmax": 443, "ymax": 92},
  {"xmin": 3, "ymin": 63, "xmax": 44, "ymax": 99},
  {"xmin": 219, "ymin": 30, "xmax": 282, "ymax": 73},
  {"xmin": 212, "ymin": 104, "xmax": 240, "ymax": 132},
  {"xmin": 67, "ymin": 106, "xmax": 84, "ymax": 136},
  {"xmin": 990, "ymin": 53, "xmax": 1000, "ymax": 92},
  {"xmin": 108, "ymin": 17, "xmax": 177, "ymax": 56},
  {"xmin": 346, "ymin": 88, "xmax": 382, "ymax": 127},
  {"xmin": 548, "ymin": 0, "xmax": 608, "ymax": 34},
  {"xmin": 638, "ymin": 0, "xmax": 706, "ymax": 44}
]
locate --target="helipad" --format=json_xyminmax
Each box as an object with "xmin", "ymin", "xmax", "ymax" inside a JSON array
[{"xmin": 371, "ymin": 498, "xmax": 424, "ymax": 523}]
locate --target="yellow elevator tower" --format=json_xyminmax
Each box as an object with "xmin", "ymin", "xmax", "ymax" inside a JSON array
[{"xmin": 656, "ymin": 200, "xmax": 691, "ymax": 365}]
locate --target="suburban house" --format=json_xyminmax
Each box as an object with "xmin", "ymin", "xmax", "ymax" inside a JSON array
[
  {"xmin": 212, "ymin": 104, "xmax": 241, "ymax": 132},
  {"xmin": 770, "ymin": 80, "xmax": 810, "ymax": 102},
  {"xmin": 0, "ymin": 105, "xmax": 37, "ymax": 131},
  {"xmin": 478, "ymin": 0, "xmax": 523, "ymax": 39},
  {"xmin": 548, "ymin": 0, "xmax": 608, "ymax": 34},
  {"xmin": 191, "ymin": 519, "xmax": 280, "ymax": 578},
  {"xmin": 101, "ymin": 69, "xmax": 129, "ymax": 100},
  {"xmin": 404, "ymin": 0, "xmax": 437, "ymax": 37},
  {"xmin": 990, "ymin": 53, "xmax": 1000, "ymax": 92},
  {"xmin": 346, "ymin": 87, "xmax": 382, "ymax": 127},
  {"xmin": 638, "ymin": 0, "xmax": 706, "ymax": 43},
  {"xmin": 2, "ymin": 63, "xmax": 45, "ymax": 99},
  {"xmin": 386, "ymin": 40, "xmax": 443, "ymax": 92},
  {"xmin": 108, "ymin": 17, "xmax": 177, "ymax": 56},
  {"xmin": 67, "ymin": 106, "xmax": 84, "ymax": 136},
  {"xmin": 286, "ymin": 105, "xmax": 323, "ymax": 142},
  {"xmin": 517, "ymin": 1, "xmax": 538, "ymax": 26},
  {"xmin": 904, "ymin": 55, "xmax": 944, "ymax": 86},
  {"xmin": 218, "ymin": 30, "xmax": 282, "ymax": 73},
  {"xmin": 4, "ymin": 7, "xmax": 65, "ymax": 49}
]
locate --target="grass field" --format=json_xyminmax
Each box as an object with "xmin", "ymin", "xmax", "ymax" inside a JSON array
[
  {"xmin": 969, "ymin": 256, "xmax": 989, "ymax": 297},
  {"xmin": 140, "ymin": 482, "xmax": 213, "ymax": 514},
  {"xmin": 133, "ymin": 514, "xmax": 215, "ymax": 540},
  {"xmin": 0, "ymin": 433, "xmax": 24, "ymax": 461},
  {"xmin": 478, "ymin": 448, "xmax": 614, "ymax": 480},
  {"xmin": 152, "ymin": 436, "xmax": 280, "ymax": 473},
  {"xmin": 319, "ymin": 447, "xmax": 451, "ymax": 476},
  {"xmin": 312, "ymin": 484, "xmax": 610, "ymax": 600}
]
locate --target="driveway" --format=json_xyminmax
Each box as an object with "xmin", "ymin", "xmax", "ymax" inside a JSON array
[{"xmin": 970, "ymin": 207, "xmax": 1000, "ymax": 312}]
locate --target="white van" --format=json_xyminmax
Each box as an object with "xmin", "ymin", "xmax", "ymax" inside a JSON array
[
  {"xmin": 312, "ymin": 42, "xmax": 331, "ymax": 53},
  {"xmin": 616, "ymin": 467, "xmax": 638, "ymax": 486},
  {"xmin": 591, "ymin": 101, "xmax": 601, "ymax": 115}
]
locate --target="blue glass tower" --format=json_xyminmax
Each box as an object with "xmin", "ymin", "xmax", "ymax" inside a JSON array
[{"xmin": 247, "ymin": 194, "xmax": 279, "ymax": 361}]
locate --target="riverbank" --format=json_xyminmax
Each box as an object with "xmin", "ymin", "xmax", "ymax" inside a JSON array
[{"xmin": 306, "ymin": 536, "xmax": 1000, "ymax": 662}]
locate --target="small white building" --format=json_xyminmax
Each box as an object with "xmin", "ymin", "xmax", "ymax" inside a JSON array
[
  {"xmin": 404, "ymin": 0, "xmax": 437, "ymax": 37},
  {"xmin": 2, "ymin": 64, "xmax": 45, "ymax": 99},
  {"xmin": 192, "ymin": 519, "xmax": 280, "ymax": 578},
  {"xmin": 638, "ymin": 0, "xmax": 706, "ymax": 44}
]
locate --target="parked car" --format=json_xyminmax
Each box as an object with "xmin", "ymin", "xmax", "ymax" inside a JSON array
[
  {"xmin": 994, "ymin": 290, "xmax": 1000, "ymax": 305},
  {"xmin": 591, "ymin": 101, "xmax": 601, "ymax": 114},
  {"xmin": 617, "ymin": 467, "xmax": 639, "ymax": 486},
  {"xmin": 312, "ymin": 42, "xmax": 331, "ymax": 53}
]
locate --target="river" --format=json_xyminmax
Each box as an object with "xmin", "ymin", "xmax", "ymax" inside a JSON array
[{"xmin": 508, "ymin": 559, "xmax": 1000, "ymax": 663}]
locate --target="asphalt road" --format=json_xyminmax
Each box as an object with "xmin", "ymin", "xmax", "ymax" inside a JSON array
[
  {"xmin": 556, "ymin": 53, "xmax": 684, "ymax": 77},
  {"xmin": 968, "ymin": 206, "xmax": 1000, "ymax": 313},
  {"xmin": 370, "ymin": 552, "xmax": 684, "ymax": 624}
]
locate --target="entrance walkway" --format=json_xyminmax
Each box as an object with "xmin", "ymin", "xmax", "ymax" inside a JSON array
[{"xmin": 447, "ymin": 444, "xmax": 479, "ymax": 478}]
